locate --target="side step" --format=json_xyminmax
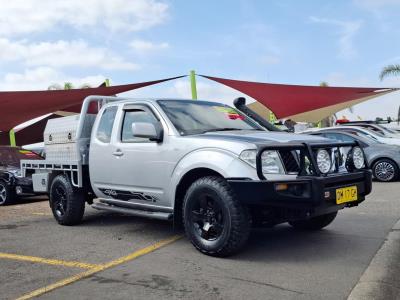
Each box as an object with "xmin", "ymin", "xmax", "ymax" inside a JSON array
[
  {"xmin": 91, "ymin": 202, "xmax": 173, "ymax": 221},
  {"xmin": 99, "ymin": 198, "xmax": 173, "ymax": 213}
]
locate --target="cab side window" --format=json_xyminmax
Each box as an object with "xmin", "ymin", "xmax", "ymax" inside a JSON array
[
  {"xmin": 96, "ymin": 106, "xmax": 118, "ymax": 143},
  {"xmin": 121, "ymin": 108, "xmax": 159, "ymax": 143}
]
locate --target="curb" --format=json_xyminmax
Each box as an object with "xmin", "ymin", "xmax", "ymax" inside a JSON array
[{"xmin": 348, "ymin": 219, "xmax": 400, "ymax": 300}]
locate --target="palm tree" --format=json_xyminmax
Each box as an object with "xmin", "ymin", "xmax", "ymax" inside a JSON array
[
  {"xmin": 379, "ymin": 64, "xmax": 400, "ymax": 81},
  {"xmin": 380, "ymin": 65, "xmax": 400, "ymax": 124}
]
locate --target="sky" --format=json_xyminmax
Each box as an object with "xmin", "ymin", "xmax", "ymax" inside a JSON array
[{"xmin": 1, "ymin": 0, "xmax": 400, "ymax": 125}]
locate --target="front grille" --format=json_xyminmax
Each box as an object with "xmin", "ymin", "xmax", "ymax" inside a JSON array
[
  {"xmin": 278, "ymin": 146, "xmax": 351, "ymax": 176},
  {"xmin": 280, "ymin": 150, "xmax": 300, "ymax": 174}
]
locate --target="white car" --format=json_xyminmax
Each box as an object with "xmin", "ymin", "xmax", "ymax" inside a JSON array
[
  {"xmin": 340, "ymin": 123, "xmax": 400, "ymax": 138},
  {"xmin": 303, "ymin": 126, "xmax": 400, "ymax": 146}
]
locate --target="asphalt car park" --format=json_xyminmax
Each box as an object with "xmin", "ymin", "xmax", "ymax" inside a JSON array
[{"xmin": 1, "ymin": 182, "xmax": 399, "ymax": 300}]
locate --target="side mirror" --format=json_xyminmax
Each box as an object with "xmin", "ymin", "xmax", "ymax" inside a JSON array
[{"xmin": 131, "ymin": 122, "xmax": 163, "ymax": 142}]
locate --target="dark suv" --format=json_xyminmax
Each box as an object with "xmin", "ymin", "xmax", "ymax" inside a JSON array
[{"xmin": 0, "ymin": 146, "xmax": 43, "ymax": 205}]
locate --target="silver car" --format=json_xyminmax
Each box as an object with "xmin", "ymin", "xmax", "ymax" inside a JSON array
[{"xmin": 22, "ymin": 97, "xmax": 374, "ymax": 256}]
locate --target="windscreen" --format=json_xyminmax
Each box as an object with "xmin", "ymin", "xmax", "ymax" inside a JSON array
[
  {"xmin": 158, "ymin": 100, "xmax": 264, "ymax": 135},
  {"xmin": 363, "ymin": 128, "xmax": 385, "ymax": 137},
  {"xmin": 0, "ymin": 148, "xmax": 42, "ymax": 168}
]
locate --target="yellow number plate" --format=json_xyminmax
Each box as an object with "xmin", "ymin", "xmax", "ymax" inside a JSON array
[{"xmin": 336, "ymin": 186, "xmax": 358, "ymax": 204}]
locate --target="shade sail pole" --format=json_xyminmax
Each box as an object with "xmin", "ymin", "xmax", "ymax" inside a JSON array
[
  {"xmin": 9, "ymin": 129, "xmax": 16, "ymax": 147},
  {"xmin": 190, "ymin": 70, "xmax": 198, "ymax": 100}
]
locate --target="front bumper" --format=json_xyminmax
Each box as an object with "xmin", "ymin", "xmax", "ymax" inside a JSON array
[
  {"xmin": 13, "ymin": 177, "xmax": 34, "ymax": 195},
  {"xmin": 228, "ymin": 170, "xmax": 372, "ymax": 218}
]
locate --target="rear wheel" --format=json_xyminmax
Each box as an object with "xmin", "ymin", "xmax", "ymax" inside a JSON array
[
  {"xmin": 183, "ymin": 176, "xmax": 251, "ymax": 257},
  {"xmin": 0, "ymin": 181, "xmax": 16, "ymax": 206},
  {"xmin": 289, "ymin": 212, "xmax": 338, "ymax": 230},
  {"xmin": 50, "ymin": 175, "xmax": 85, "ymax": 225},
  {"xmin": 372, "ymin": 159, "xmax": 399, "ymax": 182}
]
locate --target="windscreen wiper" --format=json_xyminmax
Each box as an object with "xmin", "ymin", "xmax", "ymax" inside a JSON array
[{"xmin": 202, "ymin": 128, "xmax": 243, "ymax": 133}]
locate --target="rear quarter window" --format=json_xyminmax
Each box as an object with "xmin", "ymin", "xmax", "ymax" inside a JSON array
[{"xmin": 96, "ymin": 106, "xmax": 118, "ymax": 143}]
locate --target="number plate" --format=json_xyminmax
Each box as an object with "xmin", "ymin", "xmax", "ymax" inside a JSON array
[{"xmin": 336, "ymin": 186, "xmax": 358, "ymax": 204}]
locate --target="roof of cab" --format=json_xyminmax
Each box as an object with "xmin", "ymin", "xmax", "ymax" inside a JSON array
[{"xmin": 102, "ymin": 98, "xmax": 226, "ymax": 107}]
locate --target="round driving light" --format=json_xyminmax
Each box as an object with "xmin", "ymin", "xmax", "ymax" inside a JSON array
[
  {"xmin": 352, "ymin": 147, "xmax": 365, "ymax": 169},
  {"xmin": 316, "ymin": 149, "xmax": 332, "ymax": 174}
]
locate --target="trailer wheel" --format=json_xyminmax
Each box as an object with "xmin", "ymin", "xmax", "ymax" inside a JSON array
[
  {"xmin": 0, "ymin": 180, "xmax": 16, "ymax": 206},
  {"xmin": 183, "ymin": 176, "xmax": 251, "ymax": 257},
  {"xmin": 50, "ymin": 175, "xmax": 85, "ymax": 225},
  {"xmin": 288, "ymin": 212, "xmax": 338, "ymax": 230}
]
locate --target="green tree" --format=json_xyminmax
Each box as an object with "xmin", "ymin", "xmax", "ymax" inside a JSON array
[
  {"xmin": 48, "ymin": 82, "xmax": 91, "ymax": 90},
  {"xmin": 379, "ymin": 64, "xmax": 400, "ymax": 81},
  {"xmin": 319, "ymin": 81, "xmax": 328, "ymax": 87},
  {"xmin": 319, "ymin": 82, "xmax": 333, "ymax": 127}
]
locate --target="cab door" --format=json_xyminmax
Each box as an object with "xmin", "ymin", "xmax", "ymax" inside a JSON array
[{"xmin": 108, "ymin": 104, "xmax": 174, "ymax": 208}]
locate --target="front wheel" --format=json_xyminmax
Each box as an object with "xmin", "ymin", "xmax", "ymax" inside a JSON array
[
  {"xmin": 0, "ymin": 181, "xmax": 16, "ymax": 206},
  {"xmin": 183, "ymin": 176, "xmax": 251, "ymax": 257},
  {"xmin": 372, "ymin": 159, "xmax": 399, "ymax": 182},
  {"xmin": 49, "ymin": 175, "xmax": 85, "ymax": 225},
  {"xmin": 288, "ymin": 212, "xmax": 338, "ymax": 230}
]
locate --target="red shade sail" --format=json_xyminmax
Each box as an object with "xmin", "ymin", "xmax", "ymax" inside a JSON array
[
  {"xmin": 0, "ymin": 76, "xmax": 184, "ymax": 131},
  {"xmin": 12, "ymin": 113, "xmax": 63, "ymax": 146},
  {"xmin": 202, "ymin": 75, "xmax": 398, "ymax": 122}
]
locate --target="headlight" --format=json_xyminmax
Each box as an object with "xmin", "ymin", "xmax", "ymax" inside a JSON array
[
  {"xmin": 239, "ymin": 150, "xmax": 257, "ymax": 168},
  {"xmin": 9, "ymin": 169, "xmax": 22, "ymax": 177},
  {"xmin": 261, "ymin": 151, "xmax": 285, "ymax": 174},
  {"xmin": 316, "ymin": 149, "xmax": 332, "ymax": 174},
  {"xmin": 239, "ymin": 150, "xmax": 285, "ymax": 174},
  {"xmin": 352, "ymin": 147, "xmax": 365, "ymax": 169}
]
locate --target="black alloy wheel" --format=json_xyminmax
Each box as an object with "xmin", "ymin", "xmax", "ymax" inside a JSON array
[
  {"xmin": 49, "ymin": 175, "xmax": 85, "ymax": 225},
  {"xmin": 52, "ymin": 185, "xmax": 68, "ymax": 218},
  {"xmin": 190, "ymin": 193, "xmax": 225, "ymax": 242},
  {"xmin": 183, "ymin": 176, "xmax": 251, "ymax": 257}
]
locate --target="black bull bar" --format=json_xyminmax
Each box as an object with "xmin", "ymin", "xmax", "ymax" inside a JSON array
[
  {"xmin": 255, "ymin": 141, "xmax": 368, "ymax": 180},
  {"xmin": 227, "ymin": 141, "xmax": 372, "ymax": 215}
]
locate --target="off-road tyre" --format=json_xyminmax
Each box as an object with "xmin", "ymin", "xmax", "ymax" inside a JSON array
[
  {"xmin": 372, "ymin": 158, "xmax": 399, "ymax": 182},
  {"xmin": 49, "ymin": 175, "xmax": 85, "ymax": 225},
  {"xmin": 183, "ymin": 176, "xmax": 251, "ymax": 257},
  {"xmin": 0, "ymin": 180, "xmax": 16, "ymax": 206},
  {"xmin": 289, "ymin": 212, "xmax": 338, "ymax": 230}
]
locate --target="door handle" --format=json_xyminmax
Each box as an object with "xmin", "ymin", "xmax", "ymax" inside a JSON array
[{"xmin": 113, "ymin": 150, "xmax": 124, "ymax": 157}]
